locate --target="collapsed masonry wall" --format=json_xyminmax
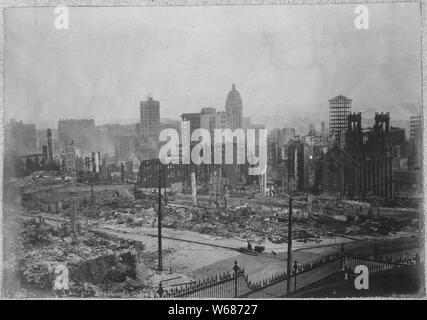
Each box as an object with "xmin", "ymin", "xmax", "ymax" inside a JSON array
[{"xmin": 68, "ymin": 252, "xmax": 137, "ymax": 284}]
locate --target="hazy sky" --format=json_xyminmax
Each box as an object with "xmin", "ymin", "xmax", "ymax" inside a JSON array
[{"xmin": 4, "ymin": 4, "xmax": 422, "ymax": 128}]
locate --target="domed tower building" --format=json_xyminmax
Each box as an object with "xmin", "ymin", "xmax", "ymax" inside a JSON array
[{"xmin": 225, "ymin": 83, "xmax": 243, "ymax": 130}]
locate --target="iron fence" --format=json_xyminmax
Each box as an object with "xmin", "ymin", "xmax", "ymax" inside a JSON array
[
  {"xmin": 241, "ymin": 252, "xmax": 342, "ymax": 297},
  {"xmin": 156, "ymin": 237, "xmax": 419, "ymax": 298},
  {"xmin": 343, "ymin": 234, "xmax": 419, "ymax": 257},
  {"xmin": 159, "ymin": 261, "xmax": 253, "ymax": 298},
  {"xmin": 158, "ymin": 252, "xmax": 342, "ymax": 298},
  {"xmin": 342, "ymin": 255, "xmax": 417, "ymax": 274}
]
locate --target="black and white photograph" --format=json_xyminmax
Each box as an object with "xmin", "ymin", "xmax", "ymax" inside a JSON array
[{"xmin": 0, "ymin": 1, "xmax": 425, "ymax": 301}]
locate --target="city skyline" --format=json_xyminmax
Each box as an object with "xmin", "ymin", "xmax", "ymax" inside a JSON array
[
  {"xmin": 2, "ymin": 3, "xmax": 423, "ymax": 300},
  {"xmin": 5, "ymin": 4, "xmax": 422, "ymax": 129}
]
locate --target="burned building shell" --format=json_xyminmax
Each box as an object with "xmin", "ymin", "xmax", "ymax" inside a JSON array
[{"xmin": 318, "ymin": 112, "xmax": 405, "ymax": 199}]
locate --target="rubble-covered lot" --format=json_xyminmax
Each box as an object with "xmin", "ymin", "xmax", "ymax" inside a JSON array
[
  {"xmin": 76, "ymin": 197, "xmax": 317, "ymax": 244},
  {"xmin": 5, "ymin": 173, "xmax": 420, "ymax": 298},
  {"xmin": 15, "ymin": 218, "xmax": 176, "ymax": 298},
  {"xmin": 12, "ymin": 172, "xmax": 420, "ymax": 247},
  {"xmin": 327, "ymin": 215, "xmax": 419, "ymax": 237},
  {"xmin": 77, "ymin": 193, "xmax": 419, "ymax": 245},
  {"xmin": 161, "ymin": 205, "xmax": 417, "ymax": 243}
]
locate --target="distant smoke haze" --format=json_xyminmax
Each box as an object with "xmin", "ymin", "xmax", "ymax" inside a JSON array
[{"xmin": 4, "ymin": 4, "xmax": 421, "ymax": 129}]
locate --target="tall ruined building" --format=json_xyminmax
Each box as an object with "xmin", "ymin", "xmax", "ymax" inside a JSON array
[
  {"xmin": 410, "ymin": 115, "xmax": 422, "ymax": 141},
  {"xmin": 225, "ymin": 83, "xmax": 243, "ymax": 130},
  {"xmin": 140, "ymin": 96, "xmax": 160, "ymax": 138},
  {"xmin": 5, "ymin": 119, "xmax": 37, "ymax": 155},
  {"xmin": 47, "ymin": 128, "xmax": 53, "ymax": 161},
  {"xmin": 329, "ymin": 95, "xmax": 352, "ymax": 147},
  {"xmin": 319, "ymin": 111, "xmax": 405, "ymax": 199},
  {"xmin": 409, "ymin": 115, "xmax": 422, "ymax": 170}
]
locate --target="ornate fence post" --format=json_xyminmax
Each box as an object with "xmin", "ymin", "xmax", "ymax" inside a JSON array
[
  {"xmin": 233, "ymin": 260, "xmax": 239, "ymax": 298},
  {"xmin": 293, "ymin": 260, "xmax": 298, "ymax": 292},
  {"xmin": 340, "ymin": 243, "xmax": 345, "ymax": 270},
  {"xmin": 157, "ymin": 282, "xmax": 164, "ymax": 298}
]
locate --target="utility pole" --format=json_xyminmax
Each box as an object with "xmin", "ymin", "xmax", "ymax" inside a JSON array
[
  {"xmin": 286, "ymin": 196, "xmax": 293, "ymax": 294},
  {"xmin": 191, "ymin": 168, "xmax": 197, "ymax": 206},
  {"xmin": 158, "ymin": 161, "xmax": 163, "ymax": 272},
  {"xmin": 145, "ymin": 165, "xmax": 148, "ymax": 189},
  {"xmin": 70, "ymin": 192, "xmax": 79, "ymax": 244},
  {"xmin": 164, "ymin": 164, "xmax": 167, "ymax": 206},
  {"xmin": 91, "ymin": 175, "xmax": 94, "ymax": 205},
  {"xmin": 90, "ymin": 173, "xmax": 95, "ymax": 225}
]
